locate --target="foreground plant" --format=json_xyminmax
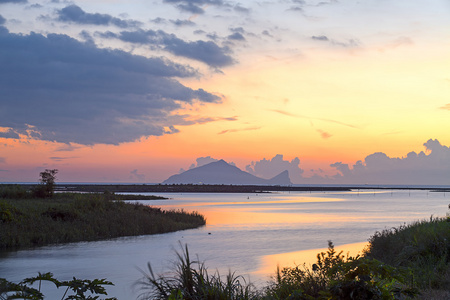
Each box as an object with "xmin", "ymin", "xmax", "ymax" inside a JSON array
[
  {"xmin": 136, "ymin": 244, "xmax": 258, "ymax": 300},
  {"xmin": 264, "ymin": 241, "xmax": 418, "ymax": 300},
  {"xmin": 0, "ymin": 272, "xmax": 116, "ymax": 300}
]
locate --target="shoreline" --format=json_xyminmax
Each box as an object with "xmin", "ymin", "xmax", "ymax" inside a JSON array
[{"xmin": 3, "ymin": 183, "xmax": 449, "ymax": 194}]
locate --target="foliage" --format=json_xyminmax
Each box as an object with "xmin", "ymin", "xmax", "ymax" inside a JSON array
[
  {"xmin": 0, "ymin": 185, "xmax": 30, "ymax": 199},
  {"xmin": 264, "ymin": 241, "xmax": 417, "ymax": 300},
  {"xmin": 136, "ymin": 243, "xmax": 258, "ymax": 300},
  {"xmin": 32, "ymin": 169, "xmax": 58, "ymax": 198},
  {"xmin": 0, "ymin": 272, "xmax": 116, "ymax": 300},
  {"xmin": 0, "ymin": 193, "xmax": 205, "ymax": 250}
]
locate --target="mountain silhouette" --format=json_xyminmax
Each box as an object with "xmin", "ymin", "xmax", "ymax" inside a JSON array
[{"xmin": 163, "ymin": 160, "xmax": 292, "ymax": 185}]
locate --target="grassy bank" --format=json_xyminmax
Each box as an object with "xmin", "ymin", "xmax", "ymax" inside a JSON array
[
  {"xmin": 364, "ymin": 216, "xmax": 450, "ymax": 298},
  {"xmin": 0, "ymin": 191, "xmax": 206, "ymax": 250}
]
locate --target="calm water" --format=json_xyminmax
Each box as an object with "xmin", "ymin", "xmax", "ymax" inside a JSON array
[{"xmin": 1, "ymin": 190, "xmax": 448, "ymax": 299}]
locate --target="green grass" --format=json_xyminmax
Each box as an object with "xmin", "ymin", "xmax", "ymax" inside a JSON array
[
  {"xmin": 0, "ymin": 192, "xmax": 206, "ymax": 250},
  {"xmin": 364, "ymin": 216, "xmax": 450, "ymax": 293}
]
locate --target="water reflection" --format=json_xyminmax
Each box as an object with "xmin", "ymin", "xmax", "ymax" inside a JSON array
[{"xmin": 254, "ymin": 241, "xmax": 368, "ymax": 278}]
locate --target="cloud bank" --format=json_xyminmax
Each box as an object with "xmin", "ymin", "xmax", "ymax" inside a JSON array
[
  {"xmin": 0, "ymin": 27, "xmax": 221, "ymax": 145},
  {"xmin": 102, "ymin": 29, "xmax": 234, "ymax": 68},
  {"xmin": 330, "ymin": 139, "xmax": 450, "ymax": 185},
  {"xmin": 188, "ymin": 140, "xmax": 450, "ymax": 185},
  {"xmin": 56, "ymin": 5, "xmax": 142, "ymax": 28},
  {"xmin": 246, "ymin": 154, "xmax": 304, "ymax": 183},
  {"xmin": 163, "ymin": 0, "xmax": 225, "ymax": 14}
]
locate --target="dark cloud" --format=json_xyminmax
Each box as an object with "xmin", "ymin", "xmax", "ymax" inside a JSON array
[
  {"xmin": 289, "ymin": 0, "xmax": 306, "ymax": 9},
  {"xmin": 0, "ymin": 15, "xmax": 5, "ymax": 25},
  {"xmin": 228, "ymin": 27, "xmax": 246, "ymax": 41},
  {"xmin": 105, "ymin": 29, "xmax": 234, "ymax": 67},
  {"xmin": 79, "ymin": 30, "xmax": 94, "ymax": 43},
  {"xmin": 262, "ymin": 30, "xmax": 273, "ymax": 38},
  {"xmin": 233, "ymin": 4, "xmax": 250, "ymax": 13},
  {"xmin": 194, "ymin": 29, "xmax": 206, "ymax": 35},
  {"xmin": 55, "ymin": 144, "xmax": 81, "ymax": 152},
  {"xmin": 312, "ymin": 35, "xmax": 329, "ymax": 41},
  {"xmin": 26, "ymin": 3, "xmax": 42, "ymax": 9},
  {"xmin": 311, "ymin": 35, "xmax": 360, "ymax": 47},
  {"xmin": 130, "ymin": 169, "xmax": 145, "ymax": 181},
  {"xmin": 0, "ymin": 28, "xmax": 221, "ymax": 145},
  {"xmin": 0, "ymin": 129, "xmax": 20, "ymax": 139},
  {"xmin": 288, "ymin": 6, "xmax": 304, "ymax": 12},
  {"xmin": 170, "ymin": 19, "xmax": 195, "ymax": 26},
  {"xmin": 0, "ymin": 0, "xmax": 27, "ymax": 3},
  {"xmin": 246, "ymin": 154, "xmax": 304, "ymax": 182},
  {"xmin": 151, "ymin": 17, "xmax": 167, "ymax": 24},
  {"xmin": 163, "ymin": 0, "xmax": 224, "ymax": 14},
  {"xmin": 57, "ymin": 5, "xmax": 142, "ymax": 28},
  {"xmin": 227, "ymin": 32, "xmax": 245, "ymax": 41},
  {"xmin": 329, "ymin": 139, "xmax": 450, "ymax": 185}
]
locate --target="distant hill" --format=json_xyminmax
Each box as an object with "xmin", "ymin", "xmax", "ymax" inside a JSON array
[{"xmin": 163, "ymin": 160, "xmax": 292, "ymax": 185}]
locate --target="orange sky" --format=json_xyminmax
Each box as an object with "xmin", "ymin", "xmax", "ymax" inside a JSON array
[{"xmin": 0, "ymin": 0, "xmax": 449, "ymax": 184}]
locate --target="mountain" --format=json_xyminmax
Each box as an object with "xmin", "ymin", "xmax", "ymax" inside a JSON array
[{"xmin": 162, "ymin": 160, "xmax": 292, "ymax": 185}]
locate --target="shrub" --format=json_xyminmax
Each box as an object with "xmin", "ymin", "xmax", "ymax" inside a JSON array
[{"xmin": 264, "ymin": 241, "xmax": 417, "ymax": 300}]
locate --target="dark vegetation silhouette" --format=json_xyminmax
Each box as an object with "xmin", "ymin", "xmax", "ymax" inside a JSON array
[
  {"xmin": 0, "ymin": 175, "xmax": 206, "ymax": 250},
  {"xmin": 0, "ymin": 272, "xmax": 116, "ymax": 300},
  {"xmin": 32, "ymin": 169, "xmax": 58, "ymax": 198}
]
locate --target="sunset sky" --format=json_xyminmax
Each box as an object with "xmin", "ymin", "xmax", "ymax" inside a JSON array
[{"xmin": 1, "ymin": 0, "xmax": 449, "ymax": 185}]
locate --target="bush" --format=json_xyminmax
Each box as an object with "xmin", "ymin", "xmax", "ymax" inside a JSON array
[{"xmin": 264, "ymin": 241, "xmax": 417, "ymax": 300}]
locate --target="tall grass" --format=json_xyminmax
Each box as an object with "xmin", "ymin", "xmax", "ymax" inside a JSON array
[
  {"xmin": 137, "ymin": 244, "xmax": 258, "ymax": 300},
  {"xmin": 364, "ymin": 216, "xmax": 450, "ymax": 291}
]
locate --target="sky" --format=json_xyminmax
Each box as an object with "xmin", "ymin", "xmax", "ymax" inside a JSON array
[{"xmin": 0, "ymin": 0, "xmax": 449, "ymax": 185}]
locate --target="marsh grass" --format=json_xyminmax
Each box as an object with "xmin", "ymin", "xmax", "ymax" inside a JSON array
[
  {"xmin": 0, "ymin": 192, "xmax": 205, "ymax": 250},
  {"xmin": 137, "ymin": 244, "xmax": 258, "ymax": 300}
]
